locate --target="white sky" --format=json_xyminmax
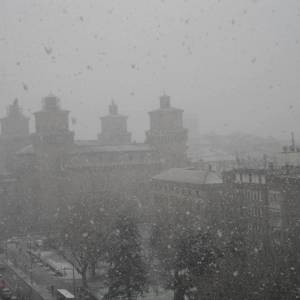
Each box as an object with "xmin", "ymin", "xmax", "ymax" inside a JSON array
[{"xmin": 1, "ymin": 0, "xmax": 300, "ymax": 141}]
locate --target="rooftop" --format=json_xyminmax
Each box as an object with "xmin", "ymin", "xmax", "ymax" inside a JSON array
[
  {"xmin": 153, "ymin": 168, "xmax": 223, "ymax": 185},
  {"xmin": 17, "ymin": 141, "xmax": 156, "ymax": 155},
  {"xmin": 72, "ymin": 141, "xmax": 155, "ymax": 154},
  {"xmin": 1, "ymin": 99, "xmax": 28, "ymax": 122},
  {"xmin": 17, "ymin": 144, "xmax": 34, "ymax": 155},
  {"xmin": 149, "ymin": 94, "xmax": 183, "ymax": 114},
  {"xmin": 148, "ymin": 106, "xmax": 183, "ymax": 114}
]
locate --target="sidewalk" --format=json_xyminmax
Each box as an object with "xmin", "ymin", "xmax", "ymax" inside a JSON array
[
  {"xmin": 5, "ymin": 245, "xmax": 76, "ymax": 299},
  {"xmin": 6, "ymin": 259, "xmax": 54, "ymax": 300},
  {"xmin": 23, "ymin": 249, "xmax": 172, "ymax": 300},
  {"xmin": 29, "ymin": 249, "xmax": 81, "ymax": 280}
]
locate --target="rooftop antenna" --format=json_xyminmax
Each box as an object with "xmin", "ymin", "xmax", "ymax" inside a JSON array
[
  {"xmin": 291, "ymin": 132, "xmax": 295, "ymax": 151},
  {"xmin": 109, "ymin": 98, "xmax": 118, "ymax": 114}
]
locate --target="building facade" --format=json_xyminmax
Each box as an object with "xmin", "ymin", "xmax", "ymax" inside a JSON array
[
  {"xmin": 0, "ymin": 100, "xmax": 30, "ymax": 235},
  {"xmin": 223, "ymin": 167, "xmax": 300, "ymax": 251},
  {"xmin": 8, "ymin": 93, "xmax": 187, "ymax": 228},
  {"xmin": 149, "ymin": 165, "xmax": 300, "ymax": 299},
  {"xmin": 0, "ymin": 99, "xmax": 30, "ymax": 174},
  {"xmin": 151, "ymin": 167, "xmax": 224, "ymax": 228},
  {"xmin": 222, "ymin": 169, "xmax": 270, "ymax": 254},
  {"xmin": 151, "ymin": 165, "xmax": 300, "ymax": 255},
  {"xmin": 98, "ymin": 101, "xmax": 132, "ymax": 145},
  {"xmin": 146, "ymin": 94, "xmax": 188, "ymax": 168},
  {"xmin": 274, "ymin": 133, "xmax": 300, "ymax": 167},
  {"xmin": 0, "ymin": 174, "xmax": 18, "ymax": 237}
]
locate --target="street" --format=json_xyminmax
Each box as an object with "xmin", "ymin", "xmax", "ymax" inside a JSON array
[{"xmin": 4, "ymin": 239, "xmax": 78, "ymax": 298}]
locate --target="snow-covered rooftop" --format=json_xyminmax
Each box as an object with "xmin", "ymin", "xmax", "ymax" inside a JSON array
[{"xmin": 153, "ymin": 168, "xmax": 222, "ymax": 185}]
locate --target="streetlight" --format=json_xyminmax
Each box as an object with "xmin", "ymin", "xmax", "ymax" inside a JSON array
[
  {"xmin": 72, "ymin": 264, "xmax": 76, "ymax": 298},
  {"xmin": 26, "ymin": 235, "xmax": 33, "ymax": 285},
  {"xmin": 63, "ymin": 265, "xmax": 76, "ymax": 297},
  {"xmin": 4, "ymin": 239, "xmax": 8, "ymax": 263}
]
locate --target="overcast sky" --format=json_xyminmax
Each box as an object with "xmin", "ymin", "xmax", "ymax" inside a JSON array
[{"xmin": 1, "ymin": 0, "xmax": 300, "ymax": 141}]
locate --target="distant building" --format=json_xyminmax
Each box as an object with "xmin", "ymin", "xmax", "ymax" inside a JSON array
[
  {"xmin": 31, "ymin": 94, "xmax": 75, "ymax": 168},
  {"xmin": 146, "ymin": 94, "xmax": 188, "ymax": 168},
  {"xmin": 223, "ymin": 167, "xmax": 300, "ymax": 252},
  {"xmin": 222, "ymin": 169, "xmax": 269, "ymax": 252},
  {"xmin": 14, "ymin": 93, "xmax": 187, "ymax": 227},
  {"xmin": 14, "ymin": 95, "xmax": 75, "ymax": 227},
  {"xmin": 195, "ymin": 151, "xmax": 237, "ymax": 174},
  {"xmin": 0, "ymin": 99, "xmax": 30, "ymax": 173},
  {"xmin": 267, "ymin": 170, "xmax": 300, "ymax": 242},
  {"xmin": 0, "ymin": 174, "xmax": 18, "ymax": 235},
  {"xmin": 151, "ymin": 167, "xmax": 223, "ymax": 227},
  {"xmin": 187, "ymin": 137, "xmax": 237, "ymax": 174},
  {"xmin": 0, "ymin": 100, "xmax": 31, "ymax": 235},
  {"xmin": 151, "ymin": 164, "xmax": 300, "ymax": 258},
  {"xmin": 275, "ymin": 133, "xmax": 300, "ymax": 167},
  {"xmin": 98, "ymin": 101, "xmax": 132, "ymax": 145}
]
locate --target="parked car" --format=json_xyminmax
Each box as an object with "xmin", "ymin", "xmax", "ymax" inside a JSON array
[
  {"xmin": 0, "ymin": 275, "xmax": 7, "ymax": 289},
  {"xmin": 0, "ymin": 287, "xmax": 12, "ymax": 299}
]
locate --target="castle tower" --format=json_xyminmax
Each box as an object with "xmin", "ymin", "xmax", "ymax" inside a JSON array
[
  {"xmin": 31, "ymin": 94, "xmax": 74, "ymax": 171},
  {"xmin": 1, "ymin": 99, "xmax": 29, "ymax": 138},
  {"xmin": 29, "ymin": 95, "xmax": 74, "ymax": 226},
  {"xmin": 0, "ymin": 99, "xmax": 30, "ymax": 172},
  {"xmin": 98, "ymin": 101, "xmax": 132, "ymax": 145},
  {"xmin": 146, "ymin": 94, "xmax": 188, "ymax": 168},
  {"xmin": 32, "ymin": 94, "xmax": 74, "ymax": 150}
]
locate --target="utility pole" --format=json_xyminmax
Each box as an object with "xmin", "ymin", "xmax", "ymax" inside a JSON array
[
  {"xmin": 5, "ymin": 240, "xmax": 8, "ymax": 263},
  {"xmin": 72, "ymin": 264, "xmax": 76, "ymax": 297},
  {"xmin": 291, "ymin": 132, "xmax": 296, "ymax": 151},
  {"xmin": 29, "ymin": 238, "xmax": 33, "ymax": 285},
  {"xmin": 65, "ymin": 265, "xmax": 76, "ymax": 297}
]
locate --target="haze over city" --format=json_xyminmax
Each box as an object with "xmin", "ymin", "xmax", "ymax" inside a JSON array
[
  {"xmin": 1, "ymin": 0, "xmax": 300, "ymax": 140},
  {"xmin": 1, "ymin": 1, "xmax": 300, "ymax": 300}
]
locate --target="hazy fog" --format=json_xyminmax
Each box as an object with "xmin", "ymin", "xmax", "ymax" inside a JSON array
[{"xmin": 1, "ymin": 0, "xmax": 300, "ymax": 141}]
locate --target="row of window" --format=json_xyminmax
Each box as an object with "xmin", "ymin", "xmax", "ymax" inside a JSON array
[
  {"xmin": 268, "ymin": 191, "xmax": 282, "ymax": 206},
  {"xmin": 247, "ymin": 222, "xmax": 263, "ymax": 232},
  {"xmin": 153, "ymin": 182, "xmax": 203, "ymax": 197},
  {"xmin": 269, "ymin": 210, "xmax": 282, "ymax": 228},
  {"xmin": 248, "ymin": 206, "xmax": 264, "ymax": 218},
  {"xmin": 235, "ymin": 173, "xmax": 266, "ymax": 184},
  {"xmin": 240, "ymin": 189, "xmax": 263, "ymax": 202}
]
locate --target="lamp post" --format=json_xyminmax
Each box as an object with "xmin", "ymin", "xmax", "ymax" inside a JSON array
[
  {"xmin": 5, "ymin": 239, "xmax": 8, "ymax": 262},
  {"xmin": 64, "ymin": 265, "xmax": 76, "ymax": 298},
  {"xmin": 28, "ymin": 236, "xmax": 33, "ymax": 285},
  {"xmin": 72, "ymin": 263, "xmax": 76, "ymax": 297}
]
